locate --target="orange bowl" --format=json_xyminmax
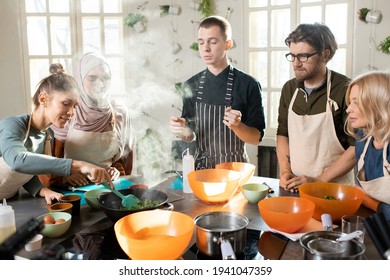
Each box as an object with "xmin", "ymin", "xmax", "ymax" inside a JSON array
[
  {"xmin": 215, "ymin": 162, "xmax": 256, "ymax": 187},
  {"xmin": 299, "ymin": 182, "xmax": 364, "ymax": 222},
  {"xmin": 258, "ymin": 196, "xmax": 315, "ymax": 233},
  {"xmin": 188, "ymin": 169, "xmax": 241, "ymax": 203},
  {"xmin": 114, "ymin": 210, "xmax": 194, "ymax": 260}
]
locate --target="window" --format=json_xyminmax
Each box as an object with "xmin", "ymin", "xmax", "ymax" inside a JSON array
[
  {"xmin": 21, "ymin": 0, "xmax": 126, "ymax": 107},
  {"xmin": 245, "ymin": 0, "xmax": 352, "ymax": 145}
]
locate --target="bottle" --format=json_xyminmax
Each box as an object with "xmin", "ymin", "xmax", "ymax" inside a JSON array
[
  {"xmin": 182, "ymin": 148, "xmax": 194, "ymax": 193},
  {"xmin": 0, "ymin": 198, "xmax": 16, "ymax": 244}
]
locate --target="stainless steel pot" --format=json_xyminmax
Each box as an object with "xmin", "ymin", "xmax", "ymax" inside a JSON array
[
  {"xmin": 300, "ymin": 231, "xmax": 365, "ymax": 260},
  {"xmin": 194, "ymin": 211, "xmax": 249, "ymax": 260}
]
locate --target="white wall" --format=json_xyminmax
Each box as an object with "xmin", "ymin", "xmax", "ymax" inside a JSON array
[
  {"xmin": 0, "ymin": 0, "xmax": 28, "ymax": 117},
  {"xmin": 353, "ymin": 0, "xmax": 390, "ymax": 76}
]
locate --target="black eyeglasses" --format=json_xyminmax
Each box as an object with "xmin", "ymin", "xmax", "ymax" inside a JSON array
[{"xmin": 285, "ymin": 52, "xmax": 319, "ymax": 62}]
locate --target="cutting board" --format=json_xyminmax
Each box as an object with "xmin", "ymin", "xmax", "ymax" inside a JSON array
[{"xmin": 58, "ymin": 177, "xmax": 134, "ymax": 205}]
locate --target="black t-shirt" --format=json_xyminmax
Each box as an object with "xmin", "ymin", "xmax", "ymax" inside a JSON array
[{"xmin": 181, "ymin": 66, "xmax": 265, "ymax": 139}]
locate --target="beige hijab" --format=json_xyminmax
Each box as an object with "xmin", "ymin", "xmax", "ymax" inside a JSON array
[{"xmin": 52, "ymin": 52, "xmax": 132, "ymax": 161}]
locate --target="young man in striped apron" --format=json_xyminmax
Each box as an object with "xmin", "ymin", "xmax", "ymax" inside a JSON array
[{"xmin": 170, "ymin": 16, "xmax": 265, "ymax": 169}]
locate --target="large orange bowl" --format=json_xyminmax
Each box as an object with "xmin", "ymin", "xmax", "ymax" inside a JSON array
[
  {"xmin": 258, "ymin": 196, "xmax": 315, "ymax": 233},
  {"xmin": 299, "ymin": 182, "xmax": 364, "ymax": 222},
  {"xmin": 215, "ymin": 162, "xmax": 256, "ymax": 187},
  {"xmin": 114, "ymin": 210, "xmax": 194, "ymax": 260},
  {"xmin": 188, "ymin": 169, "xmax": 241, "ymax": 203}
]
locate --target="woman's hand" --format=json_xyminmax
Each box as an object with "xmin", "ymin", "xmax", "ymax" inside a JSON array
[
  {"xmin": 39, "ymin": 187, "xmax": 63, "ymax": 205},
  {"xmin": 63, "ymin": 173, "xmax": 90, "ymax": 186},
  {"xmin": 72, "ymin": 160, "xmax": 114, "ymax": 189},
  {"xmin": 107, "ymin": 167, "xmax": 120, "ymax": 181}
]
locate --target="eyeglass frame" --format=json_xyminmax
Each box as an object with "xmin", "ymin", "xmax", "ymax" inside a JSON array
[{"xmin": 285, "ymin": 52, "xmax": 319, "ymax": 62}]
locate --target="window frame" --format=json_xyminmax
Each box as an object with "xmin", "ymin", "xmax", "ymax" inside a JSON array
[
  {"xmin": 244, "ymin": 0, "xmax": 354, "ymax": 146},
  {"xmin": 19, "ymin": 0, "xmax": 128, "ymax": 110}
]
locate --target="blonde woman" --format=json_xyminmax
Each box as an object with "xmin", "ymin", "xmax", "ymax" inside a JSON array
[{"xmin": 345, "ymin": 71, "xmax": 390, "ymax": 220}]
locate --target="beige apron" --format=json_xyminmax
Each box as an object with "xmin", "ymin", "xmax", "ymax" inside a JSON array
[
  {"xmin": 64, "ymin": 114, "xmax": 119, "ymax": 168},
  {"xmin": 0, "ymin": 115, "xmax": 51, "ymax": 199},
  {"xmin": 357, "ymin": 138, "xmax": 390, "ymax": 204},
  {"xmin": 288, "ymin": 70, "xmax": 354, "ymax": 185}
]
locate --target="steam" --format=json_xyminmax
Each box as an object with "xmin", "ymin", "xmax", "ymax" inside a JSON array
[{"xmin": 119, "ymin": 5, "xmax": 201, "ymax": 186}]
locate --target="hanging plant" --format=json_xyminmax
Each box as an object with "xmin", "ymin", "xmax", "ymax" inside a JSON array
[
  {"xmin": 124, "ymin": 13, "xmax": 146, "ymax": 32},
  {"xmin": 124, "ymin": 13, "xmax": 145, "ymax": 27},
  {"xmin": 159, "ymin": 5, "xmax": 170, "ymax": 16},
  {"xmin": 190, "ymin": 42, "xmax": 199, "ymax": 52},
  {"xmin": 160, "ymin": 4, "xmax": 181, "ymax": 16},
  {"xmin": 378, "ymin": 36, "xmax": 390, "ymax": 55},
  {"xmin": 357, "ymin": 8, "xmax": 370, "ymax": 23},
  {"xmin": 198, "ymin": 0, "xmax": 215, "ymax": 18}
]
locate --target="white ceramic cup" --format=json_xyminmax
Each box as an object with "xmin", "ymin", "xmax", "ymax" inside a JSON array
[{"xmin": 24, "ymin": 234, "xmax": 43, "ymax": 252}]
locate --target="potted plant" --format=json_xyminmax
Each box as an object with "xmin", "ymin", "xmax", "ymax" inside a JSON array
[
  {"xmin": 190, "ymin": 42, "xmax": 199, "ymax": 52},
  {"xmin": 198, "ymin": 0, "xmax": 214, "ymax": 18},
  {"xmin": 124, "ymin": 13, "xmax": 146, "ymax": 32},
  {"xmin": 378, "ymin": 36, "xmax": 390, "ymax": 55},
  {"xmin": 160, "ymin": 4, "xmax": 181, "ymax": 16},
  {"xmin": 160, "ymin": 5, "xmax": 170, "ymax": 16},
  {"xmin": 357, "ymin": 8, "xmax": 370, "ymax": 23}
]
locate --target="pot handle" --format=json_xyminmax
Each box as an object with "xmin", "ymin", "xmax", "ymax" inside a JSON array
[{"xmin": 220, "ymin": 239, "xmax": 236, "ymax": 260}]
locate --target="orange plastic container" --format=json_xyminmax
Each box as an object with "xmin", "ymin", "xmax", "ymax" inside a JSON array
[
  {"xmin": 215, "ymin": 162, "xmax": 255, "ymax": 187},
  {"xmin": 299, "ymin": 182, "xmax": 364, "ymax": 222},
  {"xmin": 258, "ymin": 196, "xmax": 315, "ymax": 233},
  {"xmin": 114, "ymin": 210, "xmax": 194, "ymax": 260},
  {"xmin": 188, "ymin": 168, "xmax": 241, "ymax": 203}
]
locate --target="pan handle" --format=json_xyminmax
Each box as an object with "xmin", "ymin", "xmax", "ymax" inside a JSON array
[{"xmin": 220, "ymin": 239, "xmax": 236, "ymax": 260}]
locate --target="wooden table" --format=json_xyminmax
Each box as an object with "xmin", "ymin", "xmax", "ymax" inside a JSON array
[{"xmin": 9, "ymin": 175, "xmax": 382, "ymax": 260}]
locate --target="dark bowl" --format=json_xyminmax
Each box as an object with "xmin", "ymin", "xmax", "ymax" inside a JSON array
[{"xmin": 97, "ymin": 188, "xmax": 169, "ymax": 222}]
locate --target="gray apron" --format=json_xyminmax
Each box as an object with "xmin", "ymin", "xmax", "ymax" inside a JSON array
[{"xmin": 194, "ymin": 66, "xmax": 248, "ymax": 169}]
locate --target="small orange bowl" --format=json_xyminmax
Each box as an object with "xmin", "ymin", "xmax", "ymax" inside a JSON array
[
  {"xmin": 299, "ymin": 182, "xmax": 364, "ymax": 222},
  {"xmin": 188, "ymin": 168, "xmax": 241, "ymax": 203},
  {"xmin": 258, "ymin": 196, "xmax": 315, "ymax": 233},
  {"xmin": 215, "ymin": 162, "xmax": 255, "ymax": 187},
  {"xmin": 48, "ymin": 202, "xmax": 73, "ymax": 214},
  {"xmin": 114, "ymin": 210, "xmax": 194, "ymax": 260}
]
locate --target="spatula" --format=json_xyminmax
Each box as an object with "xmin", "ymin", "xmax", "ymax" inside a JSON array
[{"xmin": 103, "ymin": 182, "xmax": 140, "ymax": 208}]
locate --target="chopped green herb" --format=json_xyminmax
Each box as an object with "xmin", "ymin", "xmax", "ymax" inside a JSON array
[
  {"xmin": 324, "ymin": 195, "xmax": 337, "ymax": 200},
  {"xmin": 120, "ymin": 199, "xmax": 161, "ymax": 210}
]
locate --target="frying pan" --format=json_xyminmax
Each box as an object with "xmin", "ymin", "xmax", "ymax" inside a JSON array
[{"xmin": 97, "ymin": 188, "xmax": 169, "ymax": 222}]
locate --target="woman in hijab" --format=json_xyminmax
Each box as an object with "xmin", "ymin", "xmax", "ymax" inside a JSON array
[{"xmin": 43, "ymin": 52, "xmax": 132, "ymax": 187}]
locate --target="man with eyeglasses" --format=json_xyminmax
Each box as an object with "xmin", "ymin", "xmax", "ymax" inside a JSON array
[{"xmin": 276, "ymin": 23, "xmax": 356, "ymax": 192}]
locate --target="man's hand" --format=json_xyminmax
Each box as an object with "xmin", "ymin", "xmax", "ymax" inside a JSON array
[{"xmin": 223, "ymin": 107, "xmax": 242, "ymax": 130}]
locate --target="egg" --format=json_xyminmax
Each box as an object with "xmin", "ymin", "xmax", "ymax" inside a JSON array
[
  {"xmin": 55, "ymin": 218, "xmax": 66, "ymax": 224},
  {"xmin": 43, "ymin": 214, "xmax": 55, "ymax": 224}
]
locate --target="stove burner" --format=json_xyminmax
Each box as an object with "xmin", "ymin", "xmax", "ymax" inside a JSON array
[{"xmin": 182, "ymin": 229, "xmax": 262, "ymax": 260}]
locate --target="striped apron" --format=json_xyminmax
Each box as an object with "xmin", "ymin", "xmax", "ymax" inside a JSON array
[{"xmin": 194, "ymin": 66, "xmax": 248, "ymax": 169}]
